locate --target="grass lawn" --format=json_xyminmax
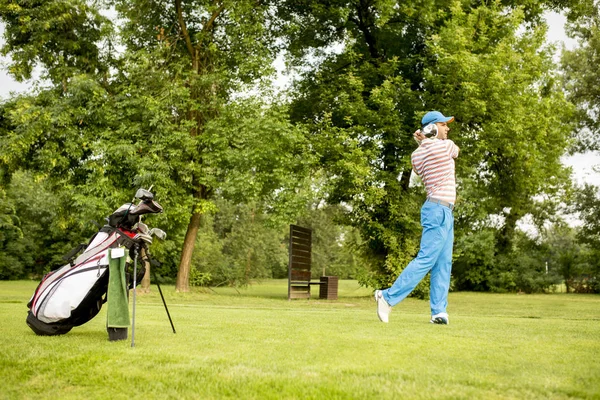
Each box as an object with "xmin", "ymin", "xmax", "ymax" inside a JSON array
[{"xmin": 1, "ymin": 280, "xmax": 599, "ymax": 399}]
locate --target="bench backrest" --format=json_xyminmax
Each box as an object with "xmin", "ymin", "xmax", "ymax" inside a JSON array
[{"xmin": 288, "ymin": 224, "xmax": 312, "ymax": 299}]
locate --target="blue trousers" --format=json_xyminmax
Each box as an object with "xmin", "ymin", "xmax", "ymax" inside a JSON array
[{"xmin": 382, "ymin": 201, "xmax": 454, "ymax": 315}]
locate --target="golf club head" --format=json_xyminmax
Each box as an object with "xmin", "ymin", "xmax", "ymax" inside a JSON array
[
  {"xmin": 149, "ymin": 228, "xmax": 167, "ymax": 241},
  {"xmin": 138, "ymin": 232, "xmax": 153, "ymax": 244},
  {"xmin": 130, "ymin": 199, "xmax": 163, "ymax": 215},
  {"xmin": 133, "ymin": 222, "xmax": 149, "ymax": 234},
  {"xmin": 422, "ymin": 123, "xmax": 438, "ymax": 138},
  {"xmin": 135, "ymin": 188, "xmax": 154, "ymax": 201}
]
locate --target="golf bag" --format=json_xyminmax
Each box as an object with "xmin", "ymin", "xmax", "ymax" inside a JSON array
[{"xmin": 26, "ymin": 189, "xmax": 164, "ymax": 336}]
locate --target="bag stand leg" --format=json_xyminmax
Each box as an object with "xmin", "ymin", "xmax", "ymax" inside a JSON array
[
  {"xmin": 131, "ymin": 244, "xmax": 139, "ymax": 347},
  {"xmin": 154, "ymin": 270, "xmax": 176, "ymax": 334}
]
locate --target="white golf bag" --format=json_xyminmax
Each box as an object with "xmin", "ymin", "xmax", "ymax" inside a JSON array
[{"xmin": 26, "ymin": 189, "xmax": 164, "ymax": 336}]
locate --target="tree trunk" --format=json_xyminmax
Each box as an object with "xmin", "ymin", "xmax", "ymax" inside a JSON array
[
  {"xmin": 352, "ymin": 0, "xmax": 381, "ymax": 61},
  {"xmin": 244, "ymin": 207, "xmax": 256, "ymax": 282},
  {"xmin": 399, "ymin": 169, "xmax": 411, "ymax": 191},
  {"xmin": 498, "ymin": 210, "xmax": 520, "ymax": 253},
  {"xmin": 173, "ymin": 1, "xmax": 223, "ymax": 291},
  {"xmin": 176, "ymin": 208, "xmax": 202, "ymax": 292}
]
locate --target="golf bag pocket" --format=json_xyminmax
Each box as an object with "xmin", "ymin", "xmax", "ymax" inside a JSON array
[{"xmin": 29, "ymin": 254, "xmax": 110, "ymax": 324}]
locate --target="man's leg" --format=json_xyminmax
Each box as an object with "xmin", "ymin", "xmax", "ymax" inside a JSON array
[
  {"xmin": 383, "ymin": 203, "xmax": 446, "ymax": 307},
  {"xmin": 429, "ymin": 208, "xmax": 454, "ymax": 316}
]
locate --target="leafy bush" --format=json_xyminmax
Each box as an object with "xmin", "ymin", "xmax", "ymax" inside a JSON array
[
  {"xmin": 452, "ymin": 229, "xmax": 497, "ymax": 291},
  {"xmin": 0, "ymin": 195, "xmax": 26, "ymax": 279},
  {"xmin": 454, "ymin": 229, "xmax": 562, "ymax": 293},
  {"xmin": 189, "ymin": 269, "xmax": 212, "ymax": 287},
  {"xmin": 491, "ymin": 252, "xmax": 561, "ymax": 294}
]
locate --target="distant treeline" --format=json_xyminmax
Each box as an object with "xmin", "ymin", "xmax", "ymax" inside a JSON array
[{"xmin": 1, "ymin": 0, "xmax": 599, "ymax": 293}]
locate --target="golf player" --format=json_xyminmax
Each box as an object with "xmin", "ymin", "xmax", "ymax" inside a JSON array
[{"xmin": 375, "ymin": 111, "xmax": 459, "ymax": 324}]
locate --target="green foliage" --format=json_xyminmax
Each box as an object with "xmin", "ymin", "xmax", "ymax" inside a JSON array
[
  {"xmin": 191, "ymin": 200, "xmax": 289, "ymax": 286},
  {"xmin": 188, "ymin": 269, "xmax": 212, "ymax": 287},
  {"xmin": 568, "ymin": 185, "xmax": 600, "ymax": 293},
  {"xmin": 0, "ymin": 171, "xmax": 96, "ymax": 279},
  {"xmin": 0, "ymin": 0, "xmax": 112, "ymax": 84},
  {"xmin": 0, "ymin": 1, "xmax": 594, "ymax": 294},
  {"xmin": 491, "ymin": 253, "xmax": 561, "ymax": 295},
  {"xmin": 543, "ymin": 224, "xmax": 589, "ymax": 293},
  {"xmin": 0, "ymin": 22, "xmax": 322, "ymax": 286},
  {"xmin": 296, "ymin": 202, "xmax": 365, "ymax": 279},
  {"xmin": 454, "ymin": 228, "xmax": 563, "ymax": 294},
  {"xmin": 562, "ymin": 1, "xmax": 600, "ymax": 151},
  {"xmin": 0, "ymin": 187, "xmax": 25, "ymax": 279},
  {"xmin": 187, "ymin": 198, "xmax": 363, "ymax": 287},
  {"xmin": 1, "ymin": 0, "xmax": 318, "ymax": 289},
  {"xmin": 452, "ymin": 229, "xmax": 497, "ymax": 291},
  {"xmin": 282, "ymin": 0, "xmax": 575, "ymax": 292},
  {"xmin": 425, "ymin": 2, "xmax": 574, "ymax": 252}
]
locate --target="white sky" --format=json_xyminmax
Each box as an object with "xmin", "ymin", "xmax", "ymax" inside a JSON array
[
  {"xmin": 0, "ymin": 23, "xmax": 33, "ymax": 97},
  {"xmin": 544, "ymin": 12, "xmax": 600, "ymax": 188},
  {"xmin": 1, "ymin": 12, "xmax": 598, "ymax": 188}
]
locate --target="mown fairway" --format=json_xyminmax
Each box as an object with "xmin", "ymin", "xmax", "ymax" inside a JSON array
[{"xmin": 1, "ymin": 280, "xmax": 599, "ymax": 399}]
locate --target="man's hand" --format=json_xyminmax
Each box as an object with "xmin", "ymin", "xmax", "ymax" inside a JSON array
[{"xmin": 414, "ymin": 129, "xmax": 426, "ymax": 145}]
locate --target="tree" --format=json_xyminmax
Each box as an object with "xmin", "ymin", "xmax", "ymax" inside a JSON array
[
  {"xmin": 1, "ymin": 1, "xmax": 313, "ymax": 289},
  {"xmin": 542, "ymin": 222, "xmax": 594, "ymax": 293},
  {"xmin": 0, "ymin": 0, "xmax": 112, "ymax": 90},
  {"xmin": 562, "ymin": 0, "xmax": 600, "ymax": 151},
  {"xmin": 0, "ymin": 187, "xmax": 25, "ymax": 279},
  {"xmin": 191, "ymin": 198, "xmax": 289, "ymax": 287},
  {"xmin": 0, "ymin": 169, "xmax": 89, "ymax": 279},
  {"xmin": 425, "ymin": 4, "xmax": 574, "ymax": 253},
  {"xmin": 570, "ymin": 184, "xmax": 600, "ymax": 292},
  {"xmin": 109, "ymin": 0, "xmax": 278, "ymax": 291},
  {"xmin": 279, "ymin": 0, "xmax": 575, "ymax": 291}
]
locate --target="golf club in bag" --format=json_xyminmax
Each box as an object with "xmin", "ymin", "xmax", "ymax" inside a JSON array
[{"xmin": 26, "ymin": 188, "xmax": 174, "ymax": 340}]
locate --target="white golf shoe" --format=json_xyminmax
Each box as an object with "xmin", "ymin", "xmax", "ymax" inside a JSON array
[
  {"xmin": 374, "ymin": 290, "xmax": 392, "ymax": 323},
  {"xmin": 430, "ymin": 312, "xmax": 449, "ymax": 325}
]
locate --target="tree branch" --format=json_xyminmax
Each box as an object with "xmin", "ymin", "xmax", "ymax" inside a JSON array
[
  {"xmin": 350, "ymin": 0, "xmax": 381, "ymax": 61},
  {"xmin": 202, "ymin": 2, "xmax": 225, "ymax": 34},
  {"xmin": 175, "ymin": 0, "xmax": 195, "ymax": 60}
]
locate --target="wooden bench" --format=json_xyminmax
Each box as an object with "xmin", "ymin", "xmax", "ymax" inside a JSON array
[
  {"xmin": 287, "ymin": 225, "xmax": 338, "ymax": 300},
  {"xmin": 288, "ymin": 225, "xmax": 314, "ymax": 299}
]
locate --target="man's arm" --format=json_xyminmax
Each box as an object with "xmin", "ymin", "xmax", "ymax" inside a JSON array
[
  {"xmin": 447, "ymin": 140, "xmax": 459, "ymax": 158},
  {"xmin": 414, "ymin": 129, "xmax": 426, "ymax": 145}
]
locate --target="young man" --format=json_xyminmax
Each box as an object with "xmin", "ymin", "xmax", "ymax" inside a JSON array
[{"xmin": 375, "ymin": 111, "xmax": 459, "ymax": 324}]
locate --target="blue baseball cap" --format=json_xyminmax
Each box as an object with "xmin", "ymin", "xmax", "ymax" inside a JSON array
[{"xmin": 421, "ymin": 111, "xmax": 454, "ymax": 126}]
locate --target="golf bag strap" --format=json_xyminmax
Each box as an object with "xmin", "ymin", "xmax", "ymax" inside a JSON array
[
  {"xmin": 100, "ymin": 225, "xmax": 138, "ymax": 249},
  {"xmin": 91, "ymin": 220, "xmax": 103, "ymax": 229},
  {"xmin": 62, "ymin": 243, "xmax": 87, "ymax": 264},
  {"xmin": 63, "ymin": 223, "xmax": 105, "ymax": 264}
]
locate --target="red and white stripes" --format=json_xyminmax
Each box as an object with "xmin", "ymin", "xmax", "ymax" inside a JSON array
[{"xmin": 411, "ymin": 139, "xmax": 460, "ymax": 204}]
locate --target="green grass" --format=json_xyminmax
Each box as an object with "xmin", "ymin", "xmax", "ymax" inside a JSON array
[{"xmin": 1, "ymin": 280, "xmax": 599, "ymax": 399}]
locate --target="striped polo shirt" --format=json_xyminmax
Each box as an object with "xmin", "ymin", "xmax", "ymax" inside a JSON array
[{"xmin": 411, "ymin": 138, "xmax": 460, "ymax": 204}]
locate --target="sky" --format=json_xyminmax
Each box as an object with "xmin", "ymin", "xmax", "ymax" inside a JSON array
[
  {"xmin": 543, "ymin": 12, "xmax": 600, "ymax": 188},
  {"xmin": 1, "ymin": 12, "xmax": 599, "ymax": 188}
]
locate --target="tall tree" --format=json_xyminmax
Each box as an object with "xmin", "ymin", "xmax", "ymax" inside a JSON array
[
  {"xmin": 1, "ymin": 1, "xmax": 313, "ymax": 289},
  {"xmin": 279, "ymin": 0, "xmax": 575, "ymax": 289},
  {"xmin": 108, "ymin": 0, "xmax": 312, "ymax": 291},
  {"xmin": 562, "ymin": 0, "xmax": 600, "ymax": 151},
  {"xmin": 0, "ymin": 0, "xmax": 112, "ymax": 89},
  {"xmin": 0, "ymin": 186, "xmax": 25, "ymax": 279},
  {"xmin": 571, "ymin": 184, "xmax": 600, "ymax": 292}
]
